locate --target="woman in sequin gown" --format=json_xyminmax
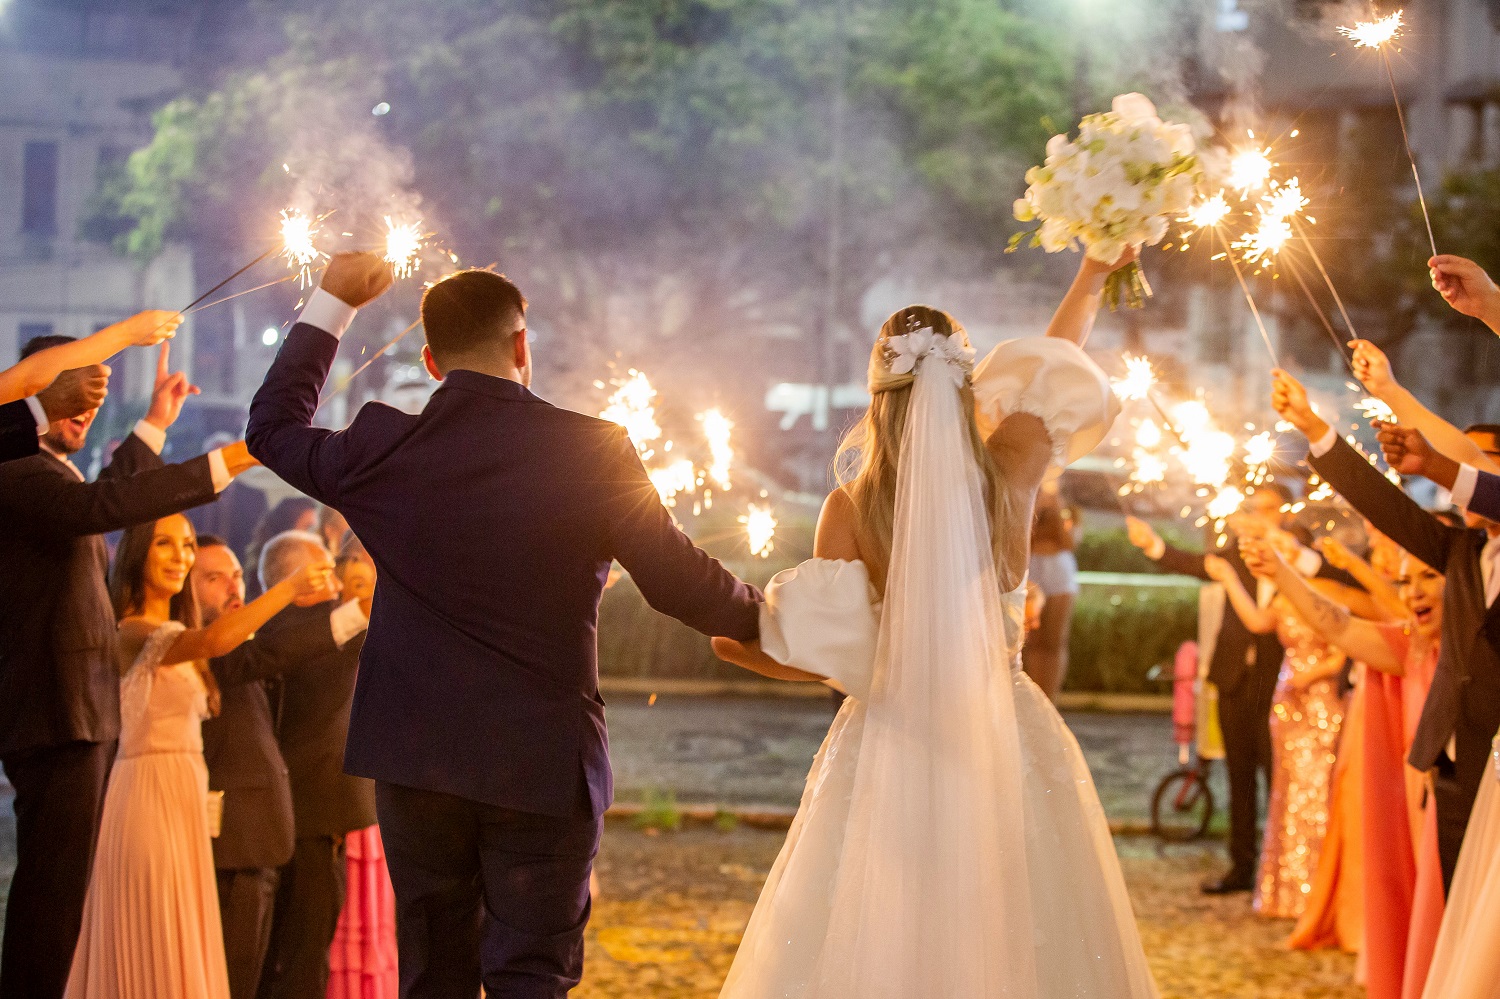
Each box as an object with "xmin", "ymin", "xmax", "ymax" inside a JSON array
[
  {"xmin": 1255, "ymin": 602, "xmax": 1348, "ymax": 918},
  {"xmin": 1204, "ymin": 539, "xmax": 1351, "ymax": 919}
]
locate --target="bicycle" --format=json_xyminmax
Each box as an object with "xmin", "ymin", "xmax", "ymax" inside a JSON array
[{"xmin": 1148, "ymin": 641, "xmax": 1216, "ymax": 842}]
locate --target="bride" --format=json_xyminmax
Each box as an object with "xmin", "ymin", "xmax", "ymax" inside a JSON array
[{"xmin": 712, "ymin": 251, "xmax": 1157, "ymax": 998}]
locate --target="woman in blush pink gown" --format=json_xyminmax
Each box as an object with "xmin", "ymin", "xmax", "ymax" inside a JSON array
[
  {"xmin": 1241, "ymin": 538, "xmax": 1444, "ymax": 999},
  {"xmin": 64, "ymin": 514, "xmax": 337, "ymax": 999}
]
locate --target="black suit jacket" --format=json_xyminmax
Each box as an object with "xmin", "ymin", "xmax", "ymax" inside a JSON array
[
  {"xmin": 0, "ymin": 400, "xmax": 40, "ymax": 464},
  {"xmin": 260, "ymin": 602, "xmax": 374, "ymax": 839},
  {"xmin": 204, "ymin": 611, "xmax": 340, "ymax": 870},
  {"xmin": 247, "ymin": 323, "xmax": 762, "ymax": 818},
  {"xmin": 0, "ymin": 435, "xmax": 218, "ymax": 757},
  {"xmin": 1312, "ymin": 437, "xmax": 1500, "ymax": 771}
]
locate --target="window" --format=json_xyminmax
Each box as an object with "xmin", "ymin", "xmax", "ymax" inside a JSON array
[
  {"xmin": 22, "ymin": 142, "xmax": 60, "ymax": 236},
  {"xmin": 1216, "ymin": 0, "xmax": 1249, "ymax": 32}
]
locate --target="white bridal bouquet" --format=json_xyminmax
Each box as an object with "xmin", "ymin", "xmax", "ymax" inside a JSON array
[{"xmin": 1012, "ymin": 93, "xmax": 1204, "ymax": 309}]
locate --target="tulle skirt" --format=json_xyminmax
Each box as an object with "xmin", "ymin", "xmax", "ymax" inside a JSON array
[
  {"xmin": 1420, "ymin": 759, "xmax": 1500, "ymax": 999},
  {"xmin": 718, "ymin": 671, "xmax": 1157, "ymax": 999},
  {"xmin": 64, "ymin": 751, "xmax": 229, "ymax": 999},
  {"xmin": 327, "ymin": 826, "xmax": 399, "ymax": 999}
]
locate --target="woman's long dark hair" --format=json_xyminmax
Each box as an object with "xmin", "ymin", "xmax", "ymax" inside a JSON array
[{"xmin": 109, "ymin": 516, "xmax": 220, "ymax": 714}]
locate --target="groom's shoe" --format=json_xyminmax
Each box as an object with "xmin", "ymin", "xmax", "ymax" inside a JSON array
[{"xmin": 1200, "ymin": 870, "xmax": 1254, "ymax": 895}]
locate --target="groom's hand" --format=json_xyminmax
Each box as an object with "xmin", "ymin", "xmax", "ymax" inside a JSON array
[{"xmin": 321, "ymin": 252, "xmax": 395, "ymax": 309}]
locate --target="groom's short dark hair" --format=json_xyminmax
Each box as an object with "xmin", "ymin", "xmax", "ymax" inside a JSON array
[{"xmin": 421, "ymin": 270, "xmax": 527, "ymax": 361}]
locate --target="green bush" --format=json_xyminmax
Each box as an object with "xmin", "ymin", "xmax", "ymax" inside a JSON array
[
  {"xmin": 1074, "ymin": 523, "xmax": 1201, "ymax": 574},
  {"xmin": 1064, "ymin": 581, "xmax": 1198, "ymax": 694}
]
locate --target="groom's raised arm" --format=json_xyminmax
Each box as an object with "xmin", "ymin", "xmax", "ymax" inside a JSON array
[
  {"xmin": 603, "ymin": 427, "xmax": 762, "ymax": 641},
  {"xmin": 247, "ymin": 253, "xmax": 394, "ymax": 504}
]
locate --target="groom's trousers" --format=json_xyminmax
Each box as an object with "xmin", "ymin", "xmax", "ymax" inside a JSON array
[{"xmin": 376, "ymin": 781, "xmax": 601, "ymax": 999}]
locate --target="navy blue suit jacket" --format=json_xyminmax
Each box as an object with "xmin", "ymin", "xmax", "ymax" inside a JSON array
[
  {"xmin": 0, "ymin": 400, "xmax": 40, "ymax": 464},
  {"xmin": 247, "ymin": 323, "xmax": 762, "ymax": 818},
  {"xmin": 1466, "ymin": 467, "xmax": 1500, "ymax": 525}
]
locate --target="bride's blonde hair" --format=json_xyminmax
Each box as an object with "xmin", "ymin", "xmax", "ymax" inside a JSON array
[{"xmin": 835, "ymin": 305, "xmax": 1002, "ymax": 588}]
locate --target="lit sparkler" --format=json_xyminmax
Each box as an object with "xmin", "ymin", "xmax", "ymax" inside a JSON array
[
  {"xmin": 1264, "ymin": 179, "xmax": 1308, "ymax": 222},
  {"xmin": 742, "ymin": 503, "xmax": 778, "ymax": 558},
  {"xmin": 1136, "ymin": 418, "xmax": 1163, "ymax": 450},
  {"xmin": 1183, "ymin": 194, "xmax": 1232, "ymax": 230},
  {"xmin": 601, "ymin": 370, "xmax": 664, "ymax": 461},
  {"xmin": 1112, "ymin": 354, "xmax": 1159, "ymax": 403},
  {"xmin": 1207, "ymin": 486, "xmax": 1246, "ymax": 522},
  {"xmin": 279, "ymin": 210, "xmax": 322, "ymax": 286},
  {"xmin": 1357, "ymin": 397, "xmax": 1397, "ymax": 423},
  {"xmin": 1131, "ymin": 450, "xmax": 1168, "ymax": 486},
  {"xmin": 1339, "ymin": 9, "xmax": 1403, "ymax": 48},
  {"xmin": 1228, "ymin": 148, "xmax": 1274, "ymax": 194},
  {"xmin": 1244, "ymin": 431, "xmax": 1276, "ymax": 469},
  {"xmin": 698, "ymin": 409, "xmax": 734, "ymax": 491},
  {"xmin": 649, "ymin": 459, "xmax": 699, "ymax": 508},
  {"xmin": 1235, "ymin": 215, "xmax": 1293, "ymax": 266},
  {"xmin": 383, "ymin": 217, "xmax": 424, "ymax": 279}
]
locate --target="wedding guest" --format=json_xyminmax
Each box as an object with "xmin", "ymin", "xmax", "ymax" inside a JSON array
[
  {"xmin": 1126, "ymin": 485, "xmax": 1349, "ymax": 895},
  {"xmin": 326, "ymin": 536, "xmax": 398, "ymax": 999},
  {"xmin": 1204, "ymin": 527, "xmax": 1352, "ymax": 919},
  {"xmin": 244, "ymin": 497, "xmax": 319, "ymax": 596},
  {"xmin": 256, "ymin": 531, "xmax": 376, "ymax": 999},
  {"xmin": 63, "ymin": 514, "xmax": 335, "ymax": 999},
  {"xmin": 1023, "ymin": 482, "xmax": 1078, "ymax": 700},
  {"xmin": 1241, "ymin": 536, "xmax": 1445, "ymax": 999},
  {"xmin": 1273, "ymin": 368, "xmax": 1500, "ymax": 893},
  {"xmin": 0, "ymin": 340, "xmax": 256, "ymax": 999},
  {"xmin": 318, "ymin": 504, "xmax": 351, "ymax": 557},
  {"xmin": 193, "ymin": 536, "xmax": 366, "ymax": 999}
]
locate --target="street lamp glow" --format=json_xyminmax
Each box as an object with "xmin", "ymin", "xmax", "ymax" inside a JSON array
[{"xmin": 262, "ymin": 327, "xmax": 279, "ymax": 346}]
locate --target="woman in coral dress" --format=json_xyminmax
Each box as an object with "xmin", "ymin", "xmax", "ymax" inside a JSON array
[{"xmin": 64, "ymin": 513, "xmax": 335, "ymax": 999}]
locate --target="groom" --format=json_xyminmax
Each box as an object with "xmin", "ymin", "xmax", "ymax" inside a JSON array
[{"xmin": 247, "ymin": 253, "xmax": 762, "ymax": 998}]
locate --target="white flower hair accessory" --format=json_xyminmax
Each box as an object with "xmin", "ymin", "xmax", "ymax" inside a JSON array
[{"xmin": 881, "ymin": 328, "xmax": 976, "ymax": 389}]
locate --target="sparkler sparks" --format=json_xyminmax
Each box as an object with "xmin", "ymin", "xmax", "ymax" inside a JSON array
[
  {"xmin": 1228, "ymin": 148, "xmax": 1274, "ymax": 194},
  {"xmin": 383, "ymin": 218, "xmax": 424, "ymax": 279},
  {"xmin": 1112, "ymin": 355, "xmax": 1158, "ymax": 402},
  {"xmin": 1357, "ymin": 397, "xmax": 1397, "ymax": 423},
  {"xmin": 1136, "ymin": 419, "xmax": 1163, "ymax": 450},
  {"xmin": 601, "ymin": 370, "xmax": 664, "ymax": 461},
  {"xmin": 742, "ymin": 504, "xmax": 778, "ymax": 558},
  {"xmin": 698, "ymin": 409, "xmax": 734, "ymax": 491},
  {"xmin": 1243, "ymin": 431, "xmax": 1276, "ymax": 471},
  {"xmin": 648, "ymin": 459, "xmax": 698, "ymax": 508},
  {"xmin": 279, "ymin": 210, "xmax": 322, "ymax": 285},
  {"xmin": 1264, "ymin": 179, "xmax": 1308, "ymax": 222},
  {"xmin": 1206, "ymin": 486, "xmax": 1246, "ymax": 522},
  {"xmin": 1183, "ymin": 194, "xmax": 1232, "ymax": 230},
  {"xmin": 1339, "ymin": 9, "xmax": 1403, "ymax": 49}
]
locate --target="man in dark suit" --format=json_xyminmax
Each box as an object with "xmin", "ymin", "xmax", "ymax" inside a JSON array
[
  {"xmin": 0, "ymin": 362, "xmax": 110, "ymax": 464},
  {"xmin": 252, "ymin": 530, "xmax": 373, "ymax": 999},
  {"xmin": 193, "ymin": 535, "xmax": 365, "ymax": 999},
  {"xmin": 247, "ymin": 254, "xmax": 761, "ymax": 998},
  {"xmin": 1276, "ymin": 369, "xmax": 1500, "ymax": 890},
  {"xmin": 1127, "ymin": 485, "xmax": 1346, "ymax": 894},
  {"xmin": 0, "ymin": 336, "xmax": 258, "ymax": 999}
]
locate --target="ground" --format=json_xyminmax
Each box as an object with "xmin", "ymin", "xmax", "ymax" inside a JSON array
[{"xmin": 0, "ymin": 697, "xmax": 1360, "ymax": 995}]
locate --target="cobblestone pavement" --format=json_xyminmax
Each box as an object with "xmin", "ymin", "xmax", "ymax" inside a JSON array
[
  {"xmin": 580, "ymin": 828, "xmax": 1362, "ymax": 999},
  {"xmin": 605, "ymin": 694, "xmax": 1224, "ymax": 825}
]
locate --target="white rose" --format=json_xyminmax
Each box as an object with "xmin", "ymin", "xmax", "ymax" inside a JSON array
[
  {"xmin": 1039, "ymin": 218, "xmax": 1074, "ymax": 253},
  {"xmin": 1046, "ymin": 133, "xmax": 1072, "ymax": 159},
  {"xmin": 1111, "ymin": 92, "xmax": 1158, "ymax": 123},
  {"xmin": 1164, "ymin": 123, "xmax": 1196, "ymax": 157},
  {"xmin": 1014, "ymin": 198, "xmax": 1035, "ymax": 222}
]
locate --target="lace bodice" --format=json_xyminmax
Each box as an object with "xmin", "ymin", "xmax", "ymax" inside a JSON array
[{"xmin": 118, "ymin": 621, "xmax": 208, "ymax": 758}]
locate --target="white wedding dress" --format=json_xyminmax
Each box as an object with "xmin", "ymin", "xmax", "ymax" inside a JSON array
[
  {"xmin": 720, "ymin": 337, "xmax": 1157, "ymax": 999},
  {"xmin": 1420, "ymin": 737, "xmax": 1500, "ymax": 999}
]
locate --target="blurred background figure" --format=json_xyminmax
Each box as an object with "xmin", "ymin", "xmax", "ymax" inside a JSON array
[
  {"xmin": 244, "ymin": 498, "xmax": 319, "ymax": 598},
  {"xmin": 1023, "ymin": 480, "xmax": 1078, "ymax": 701}
]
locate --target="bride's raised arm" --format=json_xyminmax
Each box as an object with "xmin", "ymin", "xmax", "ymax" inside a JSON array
[{"xmin": 1044, "ymin": 248, "xmax": 1140, "ymax": 346}]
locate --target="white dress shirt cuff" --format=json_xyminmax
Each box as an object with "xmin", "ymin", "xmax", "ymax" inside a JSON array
[
  {"xmin": 1145, "ymin": 536, "xmax": 1166, "ymax": 561},
  {"xmin": 206, "ymin": 449, "xmax": 232, "ymax": 493},
  {"xmin": 330, "ymin": 598, "xmax": 371, "ymax": 648},
  {"xmin": 1451, "ymin": 463, "xmax": 1480, "ymax": 511},
  {"xmin": 132, "ymin": 419, "xmax": 166, "ymax": 455},
  {"xmin": 300, "ymin": 288, "xmax": 358, "ymax": 340},
  {"xmin": 24, "ymin": 395, "xmax": 48, "ymax": 436},
  {"xmin": 1293, "ymin": 546, "xmax": 1323, "ymax": 578},
  {"xmin": 1308, "ymin": 427, "xmax": 1338, "ymax": 458}
]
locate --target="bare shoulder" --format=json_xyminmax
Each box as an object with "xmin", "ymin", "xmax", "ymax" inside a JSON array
[{"xmin": 815, "ymin": 487, "xmax": 862, "ymax": 561}]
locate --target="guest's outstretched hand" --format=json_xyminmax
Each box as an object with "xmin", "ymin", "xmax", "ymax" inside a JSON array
[
  {"xmin": 37, "ymin": 364, "xmax": 109, "ymax": 423},
  {"xmin": 1270, "ymin": 369, "xmax": 1329, "ymax": 441},
  {"xmin": 1349, "ymin": 340, "xmax": 1396, "ymax": 397},
  {"xmin": 1316, "ymin": 536, "xmax": 1357, "ymax": 572},
  {"xmin": 322, "ymin": 252, "xmax": 395, "ymax": 309},
  {"xmin": 119, "ymin": 310, "xmax": 184, "ymax": 348},
  {"xmin": 1124, "ymin": 515, "xmax": 1161, "ymax": 553},
  {"xmin": 1430, "ymin": 255, "xmax": 1500, "ymax": 327},
  {"xmin": 1203, "ymin": 554, "xmax": 1235, "ymax": 583},
  {"xmin": 1238, "ymin": 536, "xmax": 1283, "ymax": 580},
  {"xmin": 1375, "ymin": 420, "xmax": 1460, "ymax": 489},
  {"xmin": 144, "ymin": 342, "xmax": 200, "ymax": 431},
  {"xmin": 290, "ymin": 557, "xmax": 340, "ymax": 606}
]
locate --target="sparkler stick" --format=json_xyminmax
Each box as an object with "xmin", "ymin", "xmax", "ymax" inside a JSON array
[
  {"xmin": 1291, "ymin": 217, "xmax": 1361, "ymax": 345},
  {"xmin": 316, "ymin": 317, "xmax": 423, "ymax": 412},
  {"xmin": 185, "ymin": 273, "xmax": 302, "ymax": 315},
  {"xmin": 1216, "ymin": 226, "xmax": 1282, "ymax": 367},
  {"xmin": 181, "ymin": 247, "xmax": 279, "ymax": 315},
  {"xmin": 1279, "ymin": 253, "xmax": 1357, "ymax": 374},
  {"xmin": 1339, "ymin": 10, "xmax": 1438, "ymax": 257}
]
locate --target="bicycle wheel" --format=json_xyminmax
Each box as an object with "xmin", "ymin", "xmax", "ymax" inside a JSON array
[{"xmin": 1150, "ymin": 767, "xmax": 1214, "ymax": 842}]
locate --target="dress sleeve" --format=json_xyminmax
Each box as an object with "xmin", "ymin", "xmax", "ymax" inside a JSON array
[
  {"xmin": 758, "ymin": 559, "xmax": 880, "ymax": 700},
  {"xmin": 971, "ymin": 337, "xmax": 1122, "ymax": 465},
  {"xmin": 119, "ymin": 621, "xmax": 188, "ymax": 728}
]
